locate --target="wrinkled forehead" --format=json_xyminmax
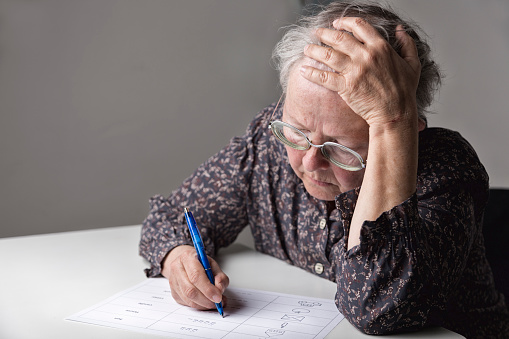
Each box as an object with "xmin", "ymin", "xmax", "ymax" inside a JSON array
[
  {"xmin": 286, "ymin": 57, "xmax": 343, "ymax": 111},
  {"xmin": 284, "ymin": 60, "xmax": 369, "ymax": 143},
  {"xmin": 287, "ymin": 57, "xmax": 338, "ymax": 96}
]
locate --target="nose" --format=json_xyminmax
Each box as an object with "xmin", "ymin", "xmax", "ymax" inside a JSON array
[{"xmin": 302, "ymin": 145, "xmax": 330, "ymax": 172}]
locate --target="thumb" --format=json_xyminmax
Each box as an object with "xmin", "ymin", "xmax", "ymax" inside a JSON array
[{"xmin": 396, "ymin": 24, "xmax": 421, "ymax": 73}]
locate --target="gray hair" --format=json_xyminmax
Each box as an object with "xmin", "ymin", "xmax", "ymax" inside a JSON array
[{"xmin": 272, "ymin": 1, "xmax": 442, "ymax": 119}]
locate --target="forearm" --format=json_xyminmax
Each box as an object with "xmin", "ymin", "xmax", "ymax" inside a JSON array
[
  {"xmin": 335, "ymin": 189, "xmax": 436, "ymax": 334},
  {"xmin": 348, "ymin": 112, "xmax": 419, "ymax": 250},
  {"xmin": 139, "ymin": 195, "xmax": 195, "ymax": 277},
  {"xmin": 140, "ymin": 133, "xmax": 254, "ymax": 275},
  {"xmin": 334, "ymin": 127, "xmax": 489, "ymax": 334}
]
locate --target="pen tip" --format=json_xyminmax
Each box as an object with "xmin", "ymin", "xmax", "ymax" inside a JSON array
[{"xmin": 184, "ymin": 207, "xmax": 189, "ymax": 213}]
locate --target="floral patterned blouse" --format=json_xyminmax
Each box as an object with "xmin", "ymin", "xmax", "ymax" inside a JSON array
[{"xmin": 140, "ymin": 103, "xmax": 509, "ymax": 338}]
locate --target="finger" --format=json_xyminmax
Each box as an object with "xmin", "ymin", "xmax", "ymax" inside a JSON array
[
  {"xmin": 395, "ymin": 24, "xmax": 421, "ymax": 73},
  {"xmin": 170, "ymin": 253, "xmax": 217, "ymax": 309},
  {"xmin": 303, "ymin": 44, "xmax": 350, "ymax": 74},
  {"xmin": 314, "ymin": 27, "xmax": 363, "ymax": 57},
  {"xmin": 300, "ymin": 65, "xmax": 345, "ymax": 93},
  {"xmin": 184, "ymin": 254, "xmax": 224, "ymax": 305},
  {"xmin": 170, "ymin": 278, "xmax": 190, "ymax": 308},
  {"xmin": 209, "ymin": 257, "xmax": 229, "ymax": 294},
  {"xmin": 173, "ymin": 282, "xmax": 212, "ymax": 311},
  {"xmin": 169, "ymin": 259, "xmax": 213, "ymax": 310},
  {"xmin": 332, "ymin": 17, "xmax": 383, "ymax": 45}
]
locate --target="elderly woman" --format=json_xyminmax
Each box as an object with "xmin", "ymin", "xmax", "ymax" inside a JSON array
[{"xmin": 140, "ymin": 1, "xmax": 509, "ymax": 337}]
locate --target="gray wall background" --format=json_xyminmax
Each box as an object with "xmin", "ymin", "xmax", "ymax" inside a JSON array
[{"xmin": 1, "ymin": 0, "xmax": 508, "ymax": 238}]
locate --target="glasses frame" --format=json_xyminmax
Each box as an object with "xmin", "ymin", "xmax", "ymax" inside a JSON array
[{"xmin": 268, "ymin": 95, "xmax": 366, "ymax": 172}]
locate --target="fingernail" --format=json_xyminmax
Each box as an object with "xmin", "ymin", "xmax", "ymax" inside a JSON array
[
  {"xmin": 300, "ymin": 66, "xmax": 306, "ymax": 74},
  {"xmin": 212, "ymin": 295, "xmax": 222, "ymax": 303}
]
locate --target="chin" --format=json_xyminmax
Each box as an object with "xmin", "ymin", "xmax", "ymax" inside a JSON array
[{"xmin": 304, "ymin": 184, "xmax": 339, "ymax": 201}]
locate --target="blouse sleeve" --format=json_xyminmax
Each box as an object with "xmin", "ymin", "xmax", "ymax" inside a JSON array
[
  {"xmin": 331, "ymin": 128, "xmax": 489, "ymax": 334},
  {"xmin": 139, "ymin": 107, "xmax": 272, "ymax": 277},
  {"xmin": 139, "ymin": 137, "xmax": 252, "ymax": 277}
]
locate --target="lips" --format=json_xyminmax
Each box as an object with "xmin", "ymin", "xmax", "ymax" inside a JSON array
[{"xmin": 307, "ymin": 176, "xmax": 333, "ymax": 186}]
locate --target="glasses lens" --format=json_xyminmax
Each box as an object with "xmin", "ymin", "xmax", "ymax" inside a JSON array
[
  {"xmin": 322, "ymin": 143, "xmax": 364, "ymax": 171},
  {"xmin": 270, "ymin": 121, "xmax": 365, "ymax": 171},
  {"xmin": 271, "ymin": 122, "xmax": 309, "ymax": 150}
]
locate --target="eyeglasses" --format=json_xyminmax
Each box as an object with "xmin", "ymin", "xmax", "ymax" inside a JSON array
[{"xmin": 268, "ymin": 95, "xmax": 366, "ymax": 171}]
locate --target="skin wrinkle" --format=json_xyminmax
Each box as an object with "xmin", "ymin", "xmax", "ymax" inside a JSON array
[
  {"xmin": 139, "ymin": 2, "xmax": 509, "ymax": 336},
  {"xmin": 283, "ymin": 64, "xmax": 368, "ymax": 201},
  {"xmin": 140, "ymin": 103, "xmax": 507, "ymax": 336}
]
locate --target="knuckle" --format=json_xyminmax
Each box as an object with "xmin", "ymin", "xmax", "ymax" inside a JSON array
[
  {"xmin": 323, "ymin": 47, "xmax": 334, "ymax": 62},
  {"xmin": 353, "ymin": 17, "xmax": 368, "ymax": 28},
  {"xmin": 181, "ymin": 249, "xmax": 196, "ymax": 260},
  {"xmin": 377, "ymin": 41, "xmax": 392, "ymax": 54},
  {"xmin": 332, "ymin": 30, "xmax": 347, "ymax": 45},
  {"xmin": 363, "ymin": 50, "xmax": 377, "ymax": 64},
  {"xmin": 319, "ymin": 71, "xmax": 329, "ymax": 84},
  {"xmin": 169, "ymin": 257, "xmax": 180, "ymax": 270},
  {"xmin": 361, "ymin": 48, "xmax": 380, "ymax": 65},
  {"xmin": 187, "ymin": 268, "xmax": 202, "ymax": 285},
  {"xmin": 363, "ymin": 41, "xmax": 391, "ymax": 65},
  {"xmin": 182, "ymin": 285, "xmax": 199, "ymax": 300}
]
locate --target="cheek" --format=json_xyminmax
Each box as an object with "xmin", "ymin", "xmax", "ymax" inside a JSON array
[
  {"xmin": 285, "ymin": 147, "xmax": 303, "ymax": 170},
  {"xmin": 331, "ymin": 167, "xmax": 364, "ymax": 188}
]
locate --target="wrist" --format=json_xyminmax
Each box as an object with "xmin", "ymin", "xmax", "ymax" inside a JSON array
[
  {"xmin": 365, "ymin": 108, "xmax": 420, "ymax": 191},
  {"xmin": 366, "ymin": 98, "xmax": 419, "ymax": 131},
  {"xmin": 367, "ymin": 117, "xmax": 419, "ymax": 166},
  {"xmin": 371, "ymin": 106, "xmax": 418, "ymax": 130}
]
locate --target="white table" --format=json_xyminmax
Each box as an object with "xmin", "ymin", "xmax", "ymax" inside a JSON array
[{"xmin": 0, "ymin": 225, "xmax": 463, "ymax": 338}]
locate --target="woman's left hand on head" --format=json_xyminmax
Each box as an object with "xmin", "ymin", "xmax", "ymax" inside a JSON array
[{"xmin": 300, "ymin": 17, "xmax": 421, "ymax": 128}]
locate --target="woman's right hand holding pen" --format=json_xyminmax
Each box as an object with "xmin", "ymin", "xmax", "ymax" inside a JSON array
[{"xmin": 161, "ymin": 245, "xmax": 229, "ymax": 310}]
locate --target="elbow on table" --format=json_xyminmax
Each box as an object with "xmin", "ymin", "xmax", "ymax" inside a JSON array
[
  {"xmin": 342, "ymin": 305, "xmax": 427, "ymax": 335},
  {"xmin": 345, "ymin": 314, "xmax": 390, "ymax": 335},
  {"xmin": 348, "ymin": 318, "xmax": 393, "ymax": 335}
]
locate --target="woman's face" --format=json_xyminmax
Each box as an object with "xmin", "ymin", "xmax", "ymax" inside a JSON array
[{"xmin": 283, "ymin": 67, "xmax": 369, "ymax": 201}]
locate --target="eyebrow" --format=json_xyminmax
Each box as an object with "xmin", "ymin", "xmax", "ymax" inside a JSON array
[
  {"xmin": 288, "ymin": 124, "xmax": 369, "ymax": 157},
  {"xmin": 282, "ymin": 103, "xmax": 369, "ymax": 148}
]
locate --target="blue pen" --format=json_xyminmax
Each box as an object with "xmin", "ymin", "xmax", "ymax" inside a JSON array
[{"xmin": 183, "ymin": 208, "xmax": 224, "ymax": 317}]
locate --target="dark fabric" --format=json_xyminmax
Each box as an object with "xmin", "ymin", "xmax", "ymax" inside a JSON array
[
  {"xmin": 140, "ymin": 103, "xmax": 509, "ymax": 337},
  {"xmin": 483, "ymin": 189, "xmax": 509, "ymax": 308}
]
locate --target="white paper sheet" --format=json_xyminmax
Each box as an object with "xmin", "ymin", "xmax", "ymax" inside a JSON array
[{"xmin": 66, "ymin": 278, "xmax": 344, "ymax": 338}]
